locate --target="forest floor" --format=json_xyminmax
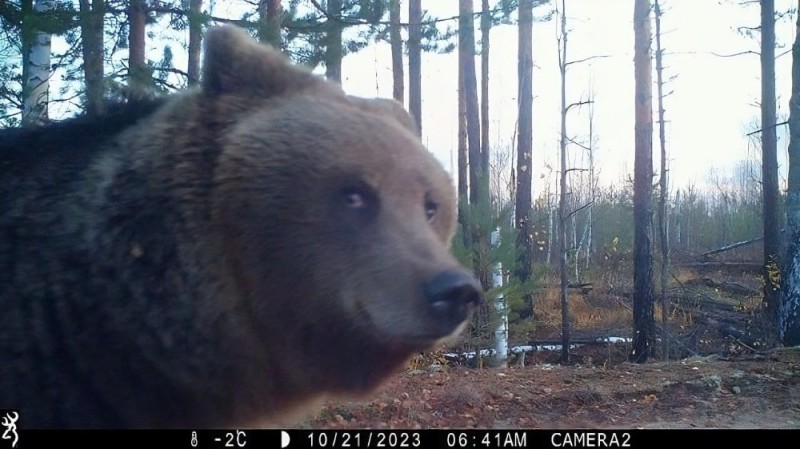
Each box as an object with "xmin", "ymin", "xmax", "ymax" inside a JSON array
[
  {"xmin": 298, "ymin": 262, "xmax": 800, "ymax": 429},
  {"xmin": 300, "ymin": 347, "xmax": 799, "ymax": 429}
]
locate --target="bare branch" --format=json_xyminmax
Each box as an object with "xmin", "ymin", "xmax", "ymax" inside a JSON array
[
  {"xmin": 565, "ymin": 99, "xmax": 592, "ymax": 113},
  {"xmin": 565, "ymin": 54, "xmax": 611, "ymax": 67},
  {"xmin": 710, "ymin": 50, "xmax": 759, "ymax": 57},
  {"xmin": 566, "ymin": 136, "xmax": 591, "ymax": 152},
  {"xmin": 0, "ymin": 111, "xmax": 21, "ymax": 121},
  {"xmin": 154, "ymin": 66, "xmax": 190, "ymax": 78},
  {"xmin": 746, "ymin": 120, "xmax": 789, "ymax": 136},
  {"xmin": 152, "ymin": 77, "xmax": 182, "ymax": 92},
  {"xmin": 566, "ymin": 200, "xmax": 594, "ymax": 220},
  {"xmin": 48, "ymin": 92, "xmax": 84, "ymax": 104}
]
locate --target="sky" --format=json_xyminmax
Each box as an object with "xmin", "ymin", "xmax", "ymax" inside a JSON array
[
  {"xmin": 30, "ymin": 0, "xmax": 800, "ymax": 196},
  {"xmin": 338, "ymin": 0, "xmax": 798, "ymax": 196}
]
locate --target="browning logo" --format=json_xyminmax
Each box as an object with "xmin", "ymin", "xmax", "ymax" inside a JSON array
[{"xmin": 0, "ymin": 411, "xmax": 18, "ymax": 448}]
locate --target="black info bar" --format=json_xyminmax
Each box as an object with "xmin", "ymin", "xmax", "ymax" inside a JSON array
[{"xmin": 6, "ymin": 429, "xmax": 795, "ymax": 449}]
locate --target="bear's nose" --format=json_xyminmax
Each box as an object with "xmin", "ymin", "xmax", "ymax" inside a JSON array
[{"xmin": 424, "ymin": 270, "xmax": 483, "ymax": 331}]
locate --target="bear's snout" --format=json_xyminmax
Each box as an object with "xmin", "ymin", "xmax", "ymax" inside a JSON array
[{"xmin": 423, "ymin": 270, "xmax": 483, "ymax": 334}]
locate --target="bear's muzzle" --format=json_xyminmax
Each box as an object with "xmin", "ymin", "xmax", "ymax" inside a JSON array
[{"xmin": 423, "ymin": 270, "xmax": 483, "ymax": 337}]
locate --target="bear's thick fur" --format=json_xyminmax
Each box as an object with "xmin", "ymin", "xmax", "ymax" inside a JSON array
[{"xmin": 0, "ymin": 26, "xmax": 481, "ymax": 428}]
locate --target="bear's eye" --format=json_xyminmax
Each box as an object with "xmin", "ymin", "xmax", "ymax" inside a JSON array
[
  {"xmin": 339, "ymin": 183, "xmax": 378, "ymax": 214},
  {"xmin": 424, "ymin": 196, "xmax": 438, "ymax": 222},
  {"xmin": 336, "ymin": 183, "xmax": 380, "ymax": 226},
  {"xmin": 345, "ymin": 191, "xmax": 365, "ymax": 209}
]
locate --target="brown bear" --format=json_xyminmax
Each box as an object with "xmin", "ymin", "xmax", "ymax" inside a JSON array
[{"xmin": 0, "ymin": 26, "xmax": 481, "ymax": 428}]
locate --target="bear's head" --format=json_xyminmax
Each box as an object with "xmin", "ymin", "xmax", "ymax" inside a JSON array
[{"xmin": 200, "ymin": 26, "xmax": 482, "ymax": 420}]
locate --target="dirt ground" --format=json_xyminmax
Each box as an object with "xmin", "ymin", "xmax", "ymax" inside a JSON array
[{"xmin": 300, "ymin": 346, "xmax": 799, "ymax": 429}]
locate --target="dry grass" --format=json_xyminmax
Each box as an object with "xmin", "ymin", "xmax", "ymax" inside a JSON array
[
  {"xmin": 673, "ymin": 267, "xmax": 697, "ymax": 285},
  {"xmin": 735, "ymin": 294, "xmax": 764, "ymax": 313},
  {"xmin": 532, "ymin": 288, "xmax": 632, "ymax": 334},
  {"xmin": 408, "ymin": 350, "xmax": 449, "ymax": 371}
]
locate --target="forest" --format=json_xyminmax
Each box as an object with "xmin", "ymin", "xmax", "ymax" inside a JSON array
[{"xmin": 1, "ymin": 0, "xmax": 800, "ymax": 429}]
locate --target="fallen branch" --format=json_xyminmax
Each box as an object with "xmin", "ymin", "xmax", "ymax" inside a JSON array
[{"xmin": 701, "ymin": 236, "xmax": 763, "ymax": 257}]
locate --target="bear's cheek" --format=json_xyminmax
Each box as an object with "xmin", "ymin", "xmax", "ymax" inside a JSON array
[{"xmin": 321, "ymin": 233, "xmax": 476, "ymax": 347}]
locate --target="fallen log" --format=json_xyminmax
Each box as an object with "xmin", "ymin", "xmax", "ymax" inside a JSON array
[
  {"xmin": 687, "ymin": 277, "xmax": 760, "ymax": 296},
  {"xmin": 443, "ymin": 337, "xmax": 633, "ymax": 363},
  {"xmin": 567, "ymin": 282, "xmax": 594, "ymax": 294},
  {"xmin": 680, "ymin": 262, "xmax": 762, "ymax": 273}
]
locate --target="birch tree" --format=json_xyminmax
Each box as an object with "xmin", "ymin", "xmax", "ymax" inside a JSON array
[{"xmin": 22, "ymin": 0, "xmax": 55, "ymax": 126}]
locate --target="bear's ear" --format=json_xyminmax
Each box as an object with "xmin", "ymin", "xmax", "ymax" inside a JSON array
[
  {"xmin": 202, "ymin": 26, "xmax": 317, "ymax": 97},
  {"xmin": 349, "ymin": 97, "xmax": 420, "ymax": 136}
]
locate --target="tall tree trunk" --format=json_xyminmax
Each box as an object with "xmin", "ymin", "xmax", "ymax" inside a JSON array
[
  {"xmin": 516, "ymin": 0, "xmax": 534, "ymax": 322},
  {"xmin": 586, "ymin": 96, "xmax": 595, "ymax": 270},
  {"xmin": 258, "ymin": 0, "xmax": 282, "ymax": 47},
  {"xmin": 79, "ymin": 0, "xmax": 104, "ymax": 115},
  {"xmin": 325, "ymin": 0, "xmax": 343, "ymax": 83},
  {"xmin": 128, "ymin": 0, "xmax": 149, "ymax": 101},
  {"xmin": 480, "ymin": 0, "xmax": 490, "ymax": 181},
  {"xmin": 546, "ymin": 203, "xmax": 553, "ymax": 265},
  {"xmin": 761, "ymin": 0, "xmax": 781, "ymax": 317},
  {"xmin": 460, "ymin": 0, "xmax": 487, "ymax": 289},
  {"xmin": 557, "ymin": 0, "xmax": 570, "ymax": 364},
  {"xmin": 460, "ymin": 0, "xmax": 482, "ymax": 205},
  {"xmin": 631, "ymin": 0, "xmax": 655, "ymax": 364},
  {"xmin": 407, "ymin": 0, "xmax": 422, "ymax": 135},
  {"xmin": 187, "ymin": 0, "xmax": 203, "ymax": 86},
  {"xmin": 458, "ymin": 57, "xmax": 468, "ymax": 202},
  {"xmin": 457, "ymin": 68, "xmax": 468, "ymax": 249},
  {"xmin": 572, "ymin": 211, "xmax": 578, "ymax": 280},
  {"xmin": 654, "ymin": 0, "xmax": 670, "ymax": 359},
  {"xmin": 781, "ymin": 0, "xmax": 800, "ymax": 347},
  {"xmin": 675, "ymin": 190, "xmax": 683, "ymax": 250},
  {"xmin": 22, "ymin": 0, "xmax": 55, "ymax": 127},
  {"xmin": 458, "ymin": 5, "xmax": 468, "ymax": 202},
  {"xmin": 389, "ymin": 0, "xmax": 404, "ymax": 104}
]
